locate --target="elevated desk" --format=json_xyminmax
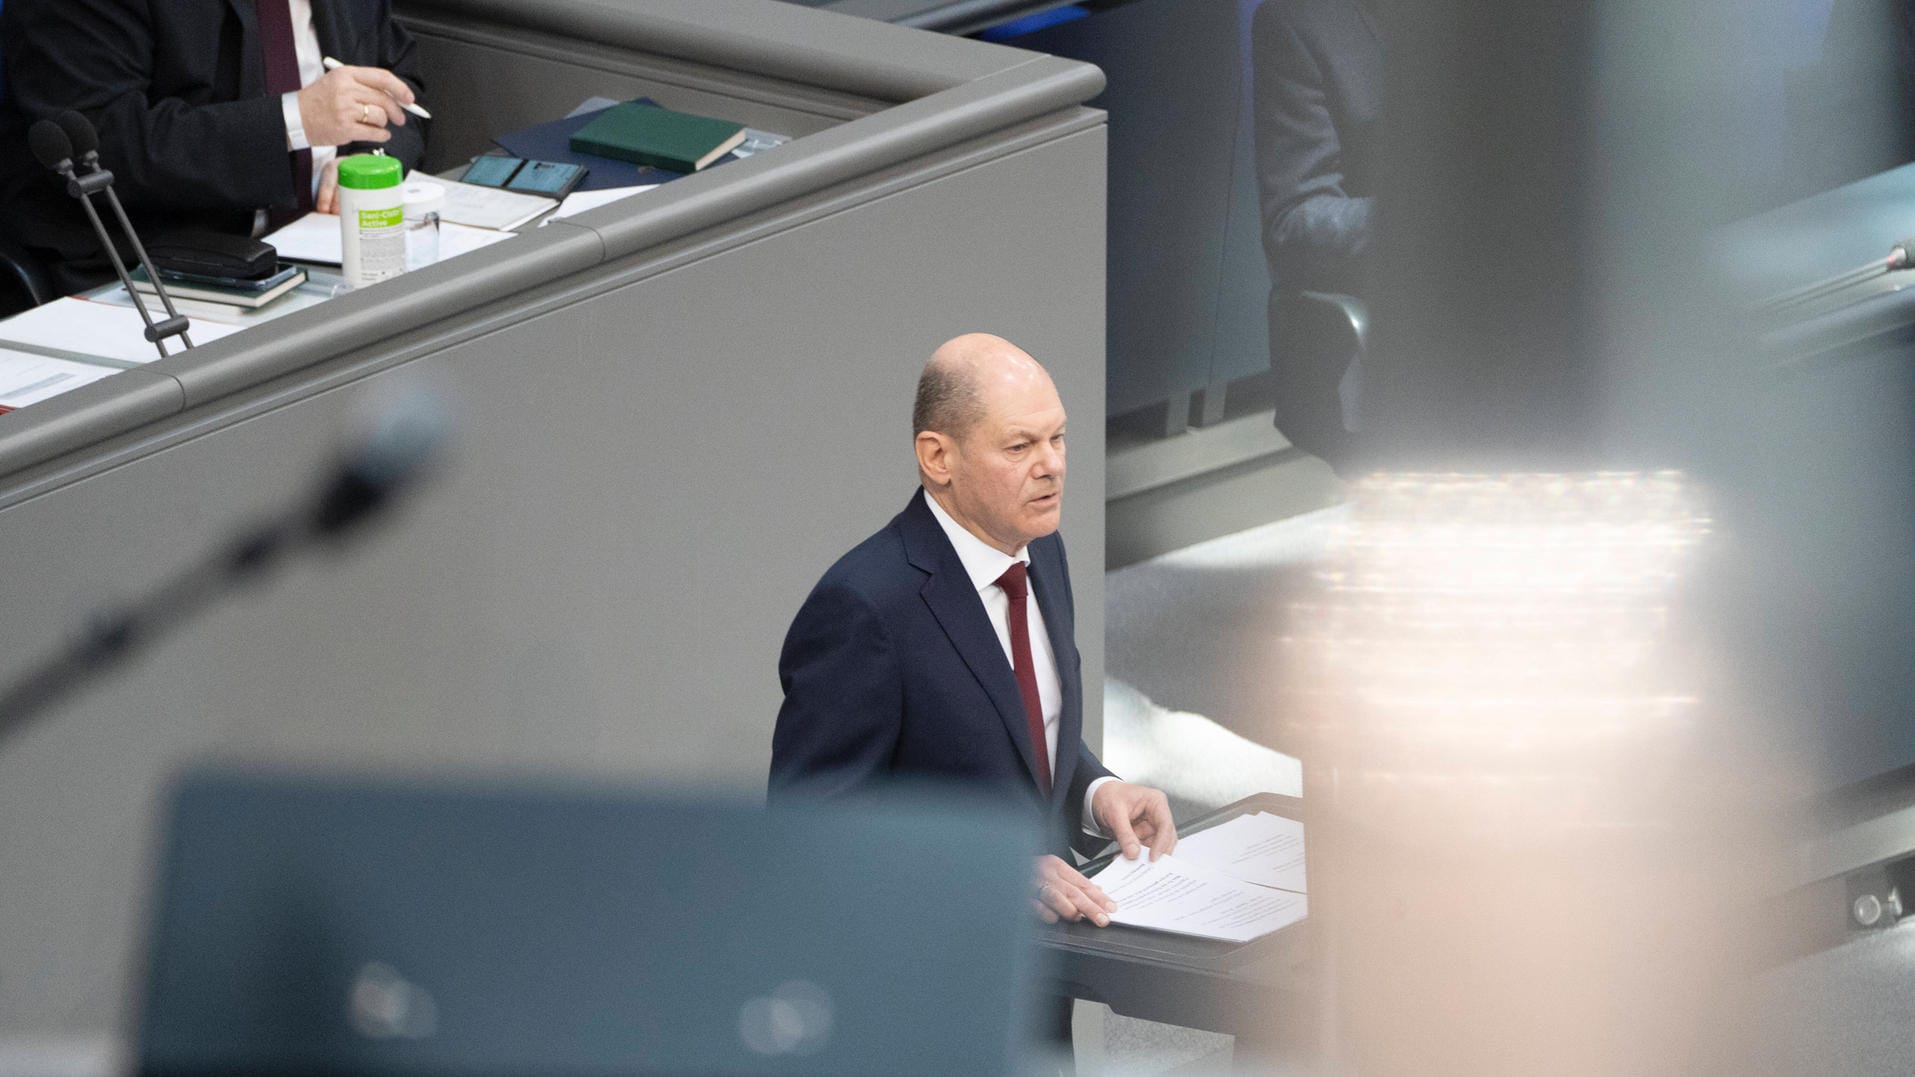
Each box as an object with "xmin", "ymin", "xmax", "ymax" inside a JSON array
[
  {"xmin": 1041, "ymin": 793, "xmax": 1315, "ymax": 1062},
  {"xmin": 0, "ymin": 0, "xmax": 1109, "ymax": 1040}
]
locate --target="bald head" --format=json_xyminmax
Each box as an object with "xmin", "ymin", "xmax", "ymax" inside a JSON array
[
  {"xmin": 912, "ymin": 333, "xmax": 1049, "ymax": 440},
  {"xmin": 913, "ymin": 334, "xmax": 1068, "ymax": 554}
]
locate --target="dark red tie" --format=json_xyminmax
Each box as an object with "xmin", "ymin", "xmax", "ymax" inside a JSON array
[
  {"xmin": 255, "ymin": 0, "xmax": 313, "ymax": 222},
  {"xmin": 994, "ymin": 562, "xmax": 1052, "ymax": 797}
]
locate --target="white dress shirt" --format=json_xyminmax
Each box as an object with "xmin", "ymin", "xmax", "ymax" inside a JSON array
[
  {"xmin": 921, "ymin": 489, "xmax": 1114, "ymax": 834},
  {"xmin": 276, "ymin": 0, "xmax": 336, "ymax": 194}
]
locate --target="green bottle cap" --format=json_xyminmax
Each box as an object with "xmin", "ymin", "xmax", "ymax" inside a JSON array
[{"xmin": 336, "ymin": 154, "xmax": 404, "ymax": 190}]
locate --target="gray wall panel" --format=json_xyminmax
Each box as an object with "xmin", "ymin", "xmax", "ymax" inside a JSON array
[{"xmin": 0, "ymin": 122, "xmax": 1104, "ymax": 1036}]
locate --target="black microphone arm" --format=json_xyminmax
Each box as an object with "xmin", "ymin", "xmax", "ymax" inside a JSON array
[
  {"xmin": 0, "ymin": 397, "xmax": 450, "ymax": 741},
  {"xmin": 29, "ymin": 111, "xmax": 192, "ymax": 359}
]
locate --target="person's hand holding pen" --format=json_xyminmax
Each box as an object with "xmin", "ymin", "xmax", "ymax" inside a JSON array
[{"xmin": 297, "ymin": 57, "xmax": 428, "ymax": 150}]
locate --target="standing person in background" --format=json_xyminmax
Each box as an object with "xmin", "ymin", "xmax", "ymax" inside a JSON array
[{"xmin": 0, "ymin": 0, "xmax": 429, "ymax": 295}]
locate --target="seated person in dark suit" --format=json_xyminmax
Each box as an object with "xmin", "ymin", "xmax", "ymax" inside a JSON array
[
  {"xmin": 0, "ymin": 0, "xmax": 428, "ymax": 295},
  {"xmin": 1252, "ymin": 0, "xmax": 1382, "ymax": 470}
]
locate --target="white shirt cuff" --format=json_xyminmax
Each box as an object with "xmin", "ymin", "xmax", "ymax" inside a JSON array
[
  {"xmin": 281, "ymin": 91, "xmax": 310, "ymax": 151},
  {"xmin": 1081, "ymin": 776, "xmax": 1119, "ymax": 838}
]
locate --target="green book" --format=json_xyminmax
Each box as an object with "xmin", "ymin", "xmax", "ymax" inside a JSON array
[{"xmin": 568, "ymin": 102, "xmax": 748, "ymax": 173}]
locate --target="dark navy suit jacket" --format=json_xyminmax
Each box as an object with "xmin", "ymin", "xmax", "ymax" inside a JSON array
[
  {"xmin": 770, "ymin": 491, "xmax": 1113, "ymax": 857},
  {"xmin": 0, "ymin": 0, "xmax": 427, "ymax": 284}
]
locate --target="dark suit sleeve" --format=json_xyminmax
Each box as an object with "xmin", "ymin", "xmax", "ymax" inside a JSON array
[
  {"xmin": 336, "ymin": 0, "xmax": 428, "ymax": 171},
  {"xmin": 6, "ymin": 0, "xmax": 295, "ymax": 212},
  {"xmin": 1253, "ymin": 0, "xmax": 1374, "ymax": 292},
  {"xmin": 769, "ymin": 581, "xmax": 903, "ymax": 799},
  {"xmin": 1044, "ymin": 533, "xmax": 1118, "ymax": 855},
  {"xmin": 1064, "ymin": 739, "xmax": 1116, "ymax": 858}
]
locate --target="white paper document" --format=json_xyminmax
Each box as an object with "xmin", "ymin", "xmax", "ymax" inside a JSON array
[
  {"xmin": 542, "ymin": 184, "xmax": 659, "ymax": 224},
  {"xmin": 438, "ymin": 221, "xmax": 519, "ymax": 259},
  {"xmin": 0, "ymin": 298, "xmax": 243, "ymax": 364},
  {"xmin": 262, "ymin": 212, "xmax": 345, "ymax": 264},
  {"xmin": 438, "ymin": 179, "xmax": 554, "ymax": 230},
  {"xmin": 1091, "ymin": 850, "xmax": 1307, "ymax": 943},
  {"xmin": 0, "ymin": 349, "xmax": 118, "ymax": 409},
  {"xmin": 263, "ymin": 215, "xmax": 514, "ymax": 269},
  {"xmin": 1170, "ymin": 811, "xmax": 1307, "ymax": 894}
]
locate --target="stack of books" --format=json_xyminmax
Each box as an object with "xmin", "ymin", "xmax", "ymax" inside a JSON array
[{"xmin": 130, "ymin": 263, "xmax": 307, "ymax": 310}]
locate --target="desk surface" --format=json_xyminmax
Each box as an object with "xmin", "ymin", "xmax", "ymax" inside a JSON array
[{"xmin": 1040, "ymin": 792, "xmax": 1314, "ymax": 1038}]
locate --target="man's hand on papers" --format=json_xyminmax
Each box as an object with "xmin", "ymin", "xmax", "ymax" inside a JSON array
[
  {"xmin": 1032, "ymin": 854, "xmax": 1116, "ymax": 927},
  {"xmin": 1093, "ymin": 780, "xmax": 1178, "ymax": 861}
]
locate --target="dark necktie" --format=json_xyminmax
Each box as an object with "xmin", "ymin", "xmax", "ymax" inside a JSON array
[
  {"xmin": 255, "ymin": 0, "xmax": 313, "ymax": 224},
  {"xmin": 994, "ymin": 562, "xmax": 1052, "ymax": 797}
]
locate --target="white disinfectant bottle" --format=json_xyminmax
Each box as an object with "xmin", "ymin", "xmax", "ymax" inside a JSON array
[{"xmin": 336, "ymin": 154, "xmax": 407, "ymax": 289}]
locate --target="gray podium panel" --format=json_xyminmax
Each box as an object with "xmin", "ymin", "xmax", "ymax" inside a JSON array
[{"xmin": 0, "ymin": 0, "xmax": 1106, "ymax": 1041}]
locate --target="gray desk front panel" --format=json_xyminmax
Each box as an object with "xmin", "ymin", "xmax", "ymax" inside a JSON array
[{"xmin": 0, "ymin": 1, "xmax": 1105, "ymax": 1038}]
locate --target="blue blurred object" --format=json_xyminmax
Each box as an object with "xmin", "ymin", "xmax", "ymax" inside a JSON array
[
  {"xmin": 136, "ymin": 768, "xmax": 1042, "ymax": 1076},
  {"xmin": 976, "ymin": 5, "xmax": 1088, "ymax": 42}
]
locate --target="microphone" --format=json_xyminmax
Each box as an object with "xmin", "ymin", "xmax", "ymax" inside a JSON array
[
  {"xmin": 31, "ymin": 111, "xmax": 193, "ymax": 358},
  {"xmin": 309, "ymin": 396, "xmax": 449, "ymax": 539},
  {"xmin": 54, "ymin": 108, "xmax": 102, "ymax": 172},
  {"xmin": 0, "ymin": 395, "xmax": 452, "ymax": 737},
  {"xmin": 27, "ymin": 118, "xmax": 75, "ymax": 175},
  {"xmin": 1764, "ymin": 237, "xmax": 1915, "ymax": 314}
]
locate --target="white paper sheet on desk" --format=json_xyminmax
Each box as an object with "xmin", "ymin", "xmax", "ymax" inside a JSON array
[
  {"xmin": 1170, "ymin": 812, "xmax": 1307, "ymax": 894},
  {"xmin": 542, "ymin": 184, "xmax": 659, "ymax": 224},
  {"xmin": 264, "ymin": 215, "xmax": 513, "ymax": 269},
  {"xmin": 0, "ymin": 297, "xmax": 242, "ymax": 364},
  {"xmin": 439, "ymin": 179, "xmax": 554, "ymax": 230},
  {"xmin": 438, "ymin": 221, "xmax": 518, "ymax": 259},
  {"xmin": 0, "ymin": 348, "xmax": 118, "ymax": 408},
  {"xmin": 262, "ymin": 212, "xmax": 344, "ymax": 264},
  {"xmin": 1091, "ymin": 850, "xmax": 1307, "ymax": 943}
]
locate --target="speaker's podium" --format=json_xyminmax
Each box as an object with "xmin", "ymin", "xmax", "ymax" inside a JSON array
[
  {"xmin": 1040, "ymin": 793, "xmax": 1317, "ymax": 1065},
  {"xmin": 0, "ymin": 0, "xmax": 1109, "ymax": 1047}
]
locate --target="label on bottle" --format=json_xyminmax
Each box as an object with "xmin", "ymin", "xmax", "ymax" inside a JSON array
[{"xmin": 354, "ymin": 206, "xmax": 406, "ymax": 281}]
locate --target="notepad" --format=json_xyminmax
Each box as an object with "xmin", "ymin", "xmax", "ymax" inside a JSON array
[{"xmin": 569, "ymin": 102, "xmax": 747, "ymax": 173}]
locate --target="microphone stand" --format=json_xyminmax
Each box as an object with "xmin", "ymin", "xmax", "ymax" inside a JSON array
[
  {"xmin": 39, "ymin": 119, "xmax": 193, "ymax": 360},
  {"xmin": 0, "ymin": 398, "xmax": 448, "ymax": 742}
]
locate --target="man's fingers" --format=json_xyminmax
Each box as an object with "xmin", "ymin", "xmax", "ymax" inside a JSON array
[
  {"xmin": 1149, "ymin": 801, "xmax": 1178, "ymax": 859},
  {"xmin": 345, "ymin": 65, "xmax": 416, "ymax": 105},
  {"xmin": 1046, "ymin": 880, "xmax": 1110, "ymax": 926},
  {"xmin": 342, "ymin": 96, "xmax": 395, "ymax": 135},
  {"xmin": 1032, "ymin": 899, "xmax": 1059, "ymax": 924},
  {"xmin": 1052, "ymin": 866, "xmax": 1117, "ymax": 912},
  {"xmin": 1108, "ymin": 806, "xmax": 1142, "ymax": 860}
]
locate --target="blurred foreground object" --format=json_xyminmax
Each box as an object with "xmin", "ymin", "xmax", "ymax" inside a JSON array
[
  {"xmin": 1283, "ymin": 471, "xmax": 1764, "ymax": 1076},
  {"xmin": 135, "ymin": 769, "xmax": 1041, "ymax": 1077}
]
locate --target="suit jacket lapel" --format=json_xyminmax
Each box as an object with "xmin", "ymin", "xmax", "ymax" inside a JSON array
[
  {"xmin": 309, "ymin": 0, "xmax": 352, "ymax": 63},
  {"xmin": 224, "ymin": 0, "xmax": 266, "ymax": 99},
  {"xmin": 901, "ymin": 494, "xmax": 1052, "ymax": 796},
  {"xmin": 1026, "ymin": 540, "xmax": 1078, "ymax": 803}
]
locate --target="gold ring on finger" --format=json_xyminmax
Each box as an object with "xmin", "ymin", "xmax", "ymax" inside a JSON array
[{"xmin": 360, "ymin": 103, "xmax": 371, "ymax": 123}]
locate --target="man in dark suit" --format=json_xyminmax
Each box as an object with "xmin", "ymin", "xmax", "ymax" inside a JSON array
[
  {"xmin": 770, "ymin": 333, "xmax": 1178, "ymax": 931},
  {"xmin": 1253, "ymin": 0, "xmax": 1382, "ymax": 470},
  {"xmin": 0, "ymin": 0, "xmax": 427, "ymax": 294}
]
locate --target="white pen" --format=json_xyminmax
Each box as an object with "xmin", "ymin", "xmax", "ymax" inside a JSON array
[{"xmin": 321, "ymin": 56, "xmax": 432, "ymax": 120}]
